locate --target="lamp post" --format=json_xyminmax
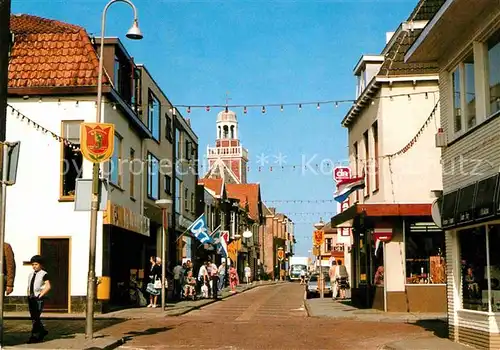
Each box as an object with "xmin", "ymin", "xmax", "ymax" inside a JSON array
[
  {"xmin": 314, "ymin": 218, "xmax": 325, "ymax": 298},
  {"xmin": 156, "ymin": 199, "xmax": 172, "ymax": 311},
  {"xmin": 85, "ymin": 0, "xmax": 142, "ymax": 340}
]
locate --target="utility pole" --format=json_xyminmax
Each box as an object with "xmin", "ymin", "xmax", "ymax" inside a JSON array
[{"xmin": 0, "ymin": 0, "xmax": 10, "ymax": 346}]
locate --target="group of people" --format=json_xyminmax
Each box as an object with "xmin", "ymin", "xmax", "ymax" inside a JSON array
[{"xmin": 146, "ymin": 257, "xmax": 249, "ymax": 304}]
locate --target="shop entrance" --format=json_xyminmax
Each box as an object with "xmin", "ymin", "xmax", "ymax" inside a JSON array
[{"xmin": 40, "ymin": 238, "xmax": 70, "ymax": 312}]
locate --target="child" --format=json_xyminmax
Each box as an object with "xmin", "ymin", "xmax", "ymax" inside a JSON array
[
  {"xmin": 27, "ymin": 255, "xmax": 51, "ymax": 343},
  {"xmin": 201, "ymin": 279, "xmax": 209, "ymax": 298}
]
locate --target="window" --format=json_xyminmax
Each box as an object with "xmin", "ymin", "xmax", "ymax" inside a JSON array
[
  {"xmin": 60, "ymin": 121, "xmax": 83, "ymax": 198},
  {"xmin": 129, "ymin": 148, "xmax": 135, "ymax": 198},
  {"xmin": 451, "ymin": 53, "xmax": 475, "ymax": 133},
  {"xmin": 452, "ymin": 67, "xmax": 462, "ymax": 132},
  {"xmin": 487, "ymin": 225, "xmax": 500, "ymax": 312},
  {"xmin": 372, "ymin": 121, "xmax": 379, "ymax": 191},
  {"xmin": 113, "ymin": 55, "xmax": 120, "ymax": 88},
  {"xmin": 164, "ymin": 174, "xmax": 171, "ymax": 194},
  {"xmin": 325, "ymin": 238, "xmax": 333, "ymax": 252},
  {"xmin": 191, "ymin": 193, "xmax": 195, "ymax": 212},
  {"xmin": 131, "ymin": 68, "xmax": 142, "ymax": 112},
  {"xmin": 363, "ymin": 131, "xmax": 370, "ymax": 196},
  {"xmin": 460, "ymin": 226, "xmax": 487, "ymax": 311},
  {"xmin": 176, "ymin": 127, "xmax": 182, "ymax": 159},
  {"xmin": 175, "ymin": 178, "xmax": 182, "ymax": 213},
  {"xmin": 110, "ymin": 133, "xmax": 122, "ymax": 186},
  {"xmin": 147, "ymin": 153, "xmax": 160, "ymax": 200},
  {"xmin": 184, "ymin": 188, "xmax": 189, "ymax": 211},
  {"xmin": 185, "ymin": 140, "xmax": 191, "ymax": 161},
  {"xmin": 353, "ymin": 142, "xmax": 359, "ymax": 202},
  {"xmin": 165, "ymin": 113, "xmax": 172, "ymax": 142},
  {"xmin": 487, "ymin": 30, "xmax": 500, "ymax": 115},
  {"xmin": 405, "ymin": 223, "xmax": 445, "ymax": 284},
  {"xmin": 148, "ymin": 90, "xmax": 160, "ymax": 140}
]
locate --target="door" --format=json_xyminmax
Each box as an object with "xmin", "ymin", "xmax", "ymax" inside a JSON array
[{"xmin": 40, "ymin": 238, "xmax": 70, "ymax": 312}]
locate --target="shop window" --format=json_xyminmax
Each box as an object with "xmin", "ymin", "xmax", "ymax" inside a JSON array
[
  {"xmin": 405, "ymin": 223, "xmax": 445, "ymax": 284},
  {"xmin": 373, "ymin": 238, "xmax": 384, "ymax": 285},
  {"xmin": 60, "ymin": 120, "xmax": 83, "ymax": 198},
  {"xmin": 460, "ymin": 226, "xmax": 487, "ymax": 311},
  {"xmin": 357, "ymin": 233, "xmax": 369, "ymax": 285},
  {"xmin": 488, "ymin": 225, "xmax": 500, "ymax": 311}
]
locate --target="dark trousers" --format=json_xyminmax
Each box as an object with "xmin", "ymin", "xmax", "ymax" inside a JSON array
[
  {"xmin": 173, "ymin": 279, "xmax": 181, "ymax": 300},
  {"xmin": 28, "ymin": 297, "xmax": 46, "ymax": 338},
  {"xmin": 211, "ymin": 276, "xmax": 219, "ymax": 299}
]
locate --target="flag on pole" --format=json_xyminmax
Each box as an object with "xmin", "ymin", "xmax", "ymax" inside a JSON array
[
  {"xmin": 334, "ymin": 174, "xmax": 365, "ymax": 203},
  {"xmin": 212, "ymin": 229, "xmax": 229, "ymax": 257},
  {"xmin": 187, "ymin": 214, "xmax": 213, "ymax": 244}
]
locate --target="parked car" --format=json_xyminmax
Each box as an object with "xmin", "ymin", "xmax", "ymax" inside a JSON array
[{"xmin": 306, "ymin": 273, "xmax": 332, "ymax": 298}]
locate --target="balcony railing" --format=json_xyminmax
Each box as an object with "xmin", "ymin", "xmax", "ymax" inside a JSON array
[{"xmin": 207, "ymin": 146, "xmax": 248, "ymax": 159}]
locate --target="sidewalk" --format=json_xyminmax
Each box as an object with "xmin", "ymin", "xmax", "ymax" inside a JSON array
[
  {"xmin": 306, "ymin": 299, "xmax": 473, "ymax": 349},
  {"xmin": 3, "ymin": 280, "xmax": 277, "ymax": 349}
]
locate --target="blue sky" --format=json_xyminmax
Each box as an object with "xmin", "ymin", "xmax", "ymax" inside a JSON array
[{"xmin": 12, "ymin": 0, "xmax": 417, "ymax": 256}]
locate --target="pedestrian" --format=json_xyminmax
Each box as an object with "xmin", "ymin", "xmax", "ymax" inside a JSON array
[
  {"xmin": 27, "ymin": 255, "xmax": 50, "ymax": 343},
  {"xmin": 209, "ymin": 260, "xmax": 219, "ymax": 299},
  {"xmin": 218, "ymin": 261, "xmax": 226, "ymax": 291},
  {"xmin": 198, "ymin": 261, "xmax": 208, "ymax": 298},
  {"xmin": 337, "ymin": 260, "xmax": 349, "ymax": 300},
  {"xmin": 244, "ymin": 263, "xmax": 251, "ymax": 285},
  {"xmin": 173, "ymin": 261, "xmax": 183, "ymax": 301},
  {"xmin": 4, "ymin": 242, "xmax": 16, "ymax": 295},
  {"xmin": 146, "ymin": 257, "xmax": 162, "ymax": 308},
  {"xmin": 229, "ymin": 265, "xmax": 239, "ymax": 292},
  {"xmin": 329, "ymin": 260, "xmax": 339, "ymax": 300},
  {"xmin": 299, "ymin": 269, "xmax": 306, "ymax": 285}
]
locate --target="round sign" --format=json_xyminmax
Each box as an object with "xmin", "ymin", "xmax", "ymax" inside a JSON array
[
  {"xmin": 333, "ymin": 166, "xmax": 351, "ymax": 183},
  {"xmin": 242, "ymin": 230, "xmax": 253, "ymax": 238},
  {"xmin": 277, "ymin": 250, "xmax": 285, "ymax": 261}
]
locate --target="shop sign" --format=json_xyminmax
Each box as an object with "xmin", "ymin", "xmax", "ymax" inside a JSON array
[
  {"xmin": 441, "ymin": 190, "xmax": 459, "ymax": 228},
  {"xmin": 373, "ymin": 228, "xmax": 392, "ymax": 242},
  {"xmin": 333, "ymin": 167, "xmax": 351, "ymax": 183},
  {"xmin": 103, "ymin": 201, "xmax": 150, "ymax": 236},
  {"xmin": 455, "ymin": 183, "xmax": 476, "ymax": 224}
]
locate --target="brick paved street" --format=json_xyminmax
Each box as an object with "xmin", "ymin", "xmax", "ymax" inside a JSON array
[{"xmin": 95, "ymin": 283, "xmax": 446, "ymax": 350}]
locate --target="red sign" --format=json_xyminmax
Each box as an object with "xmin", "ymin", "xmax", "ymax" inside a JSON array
[
  {"xmin": 80, "ymin": 123, "xmax": 115, "ymax": 163},
  {"xmin": 374, "ymin": 229, "xmax": 393, "ymax": 242},
  {"xmin": 277, "ymin": 249, "xmax": 285, "ymax": 261},
  {"xmin": 313, "ymin": 230, "xmax": 324, "ymax": 246},
  {"xmin": 333, "ymin": 166, "xmax": 351, "ymax": 183}
]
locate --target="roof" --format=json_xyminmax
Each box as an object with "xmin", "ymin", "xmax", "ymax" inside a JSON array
[
  {"xmin": 198, "ymin": 178, "xmax": 224, "ymax": 197},
  {"xmin": 9, "ymin": 14, "xmax": 101, "ymax": 89},
  {"xmin": 204, "ymin": 158, "xmax": 241, "ymax": 184},
  {"xmin": 407, "ymin": 0, "xmax": 446, "ymax": 21},
  {"xmin": 225, "ymin": 183, "xmax": 261, "ymax": 221},
  {"xmin": 217, "ymin": 110, "xmax": 237, "ymax": 123}
]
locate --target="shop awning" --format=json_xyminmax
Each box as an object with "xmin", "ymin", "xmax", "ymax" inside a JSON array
[
  {"xmin": 330, "ymin": 203, "xmax": 432, "ymax": 227},
  {"xmin": 441, "ymin": 173, "xmax": 499, "ymax": 229}
]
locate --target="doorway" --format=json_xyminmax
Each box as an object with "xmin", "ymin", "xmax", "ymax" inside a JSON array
[{"xmin": 40, "ymin": 238, "xmax": 70, "ymax": 312}]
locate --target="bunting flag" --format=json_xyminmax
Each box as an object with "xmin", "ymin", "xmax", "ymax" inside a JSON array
[
  {"xmin": 187, "ymin": 214, "xmax": 213, "ymax": 244},
  {"xmin": 334, "ymin": 174, "xmax": 366, "ymax": 203}
]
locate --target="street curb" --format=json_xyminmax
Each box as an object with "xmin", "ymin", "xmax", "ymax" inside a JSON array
[
  {"xmin": 3, "ymin": 335, "xmax": 124, "ymax": 350},
  {"xmin": 303, "ymin": 295, "xmax": 312, "ymax": 317}
]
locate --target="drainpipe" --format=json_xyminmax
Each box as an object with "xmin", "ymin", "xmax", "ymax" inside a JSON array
[{"xmin": 383, "ymin": 241, "xmax": 387, "ymax": 312}]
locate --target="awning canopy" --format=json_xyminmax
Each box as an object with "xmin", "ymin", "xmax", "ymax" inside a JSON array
[
  {"xmin": 330, "ymin": 203, "xmax": 432, "ymax": 227},
  {"xmin": 441, "ymin": 173, "xmax": 499, "ymax": 229}
]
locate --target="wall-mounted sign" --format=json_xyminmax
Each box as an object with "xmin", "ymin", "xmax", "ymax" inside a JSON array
[
  {"xmin": 475, "ymin": 174, "xmax": 497, "ymax": 219},
  {"xmin": 373, "ymin": 228, "xmax": 392, "ymax": 242},
  {"xmin": 441, "ymin": 190, "xmax": 458, "ymax": 228},
  {"xmin": 333, "ymin": 167, "xmax": 351, "ymax": 183},
  {"xmin": 103, "ymin": 201, "xmax": 150, "ymax": 236},
  {"xmin": 80, "ymin": 123, "xmax": 115, "ymax": 163},
  {"xmin": 277, "ymin": 249, "xmax": 285, "ymax": 261}
]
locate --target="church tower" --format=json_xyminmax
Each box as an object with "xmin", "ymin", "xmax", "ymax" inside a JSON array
[{"xmin": 206, "ymin": 109, "xmax": 248, "ymax": 184}]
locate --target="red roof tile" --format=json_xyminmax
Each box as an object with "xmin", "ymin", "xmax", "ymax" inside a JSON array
[
  {"xmin": 8, "ymin": 14, "xmax": 101, "ymax": 88},
  {"xmin": 198, "ymin": 178, "xmax": 224, "ymax": 197},
  {"xmin": 226, "ymin": 183, "xmax": 261, "ymax": 221}
]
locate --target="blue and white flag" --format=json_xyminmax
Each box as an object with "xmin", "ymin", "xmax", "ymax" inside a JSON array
[{"xmin": 187, "ymin": 214, "xmax": 213, "ymax": 244}]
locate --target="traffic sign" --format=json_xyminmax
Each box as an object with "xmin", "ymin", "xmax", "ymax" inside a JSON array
[
  {"xmin": 333, "ymin": 166, "xmax": 351, "ymax": 183},
  {"xmin": 313, "ymin": 230, "xmax": 324, "ymax": 246}
]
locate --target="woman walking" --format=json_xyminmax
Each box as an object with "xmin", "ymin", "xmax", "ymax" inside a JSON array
[
  {"xmin": 229, "ymin": 265, "xmax": 239, "ymax": 293},
  {"xmin": 147, "ymin": 257, "xmax": 162, "ymax": 308}
]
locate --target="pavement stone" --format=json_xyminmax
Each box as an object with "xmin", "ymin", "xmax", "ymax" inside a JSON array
[{"xmin": 381, "ymin": 336, "xmax": 474, "ymax": 350}]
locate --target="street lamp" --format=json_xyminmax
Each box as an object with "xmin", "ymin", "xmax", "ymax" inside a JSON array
[
  {"xmin": 313, "ymin": 218, "xmax": 325, "ymax": 298},
  {"xmin": 85, "ymin": 0, "xmax": 142, "ymax": 340},
  {"xmin": 156, "ymin": 199, "xmax": 173, "ymax": 311}
]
